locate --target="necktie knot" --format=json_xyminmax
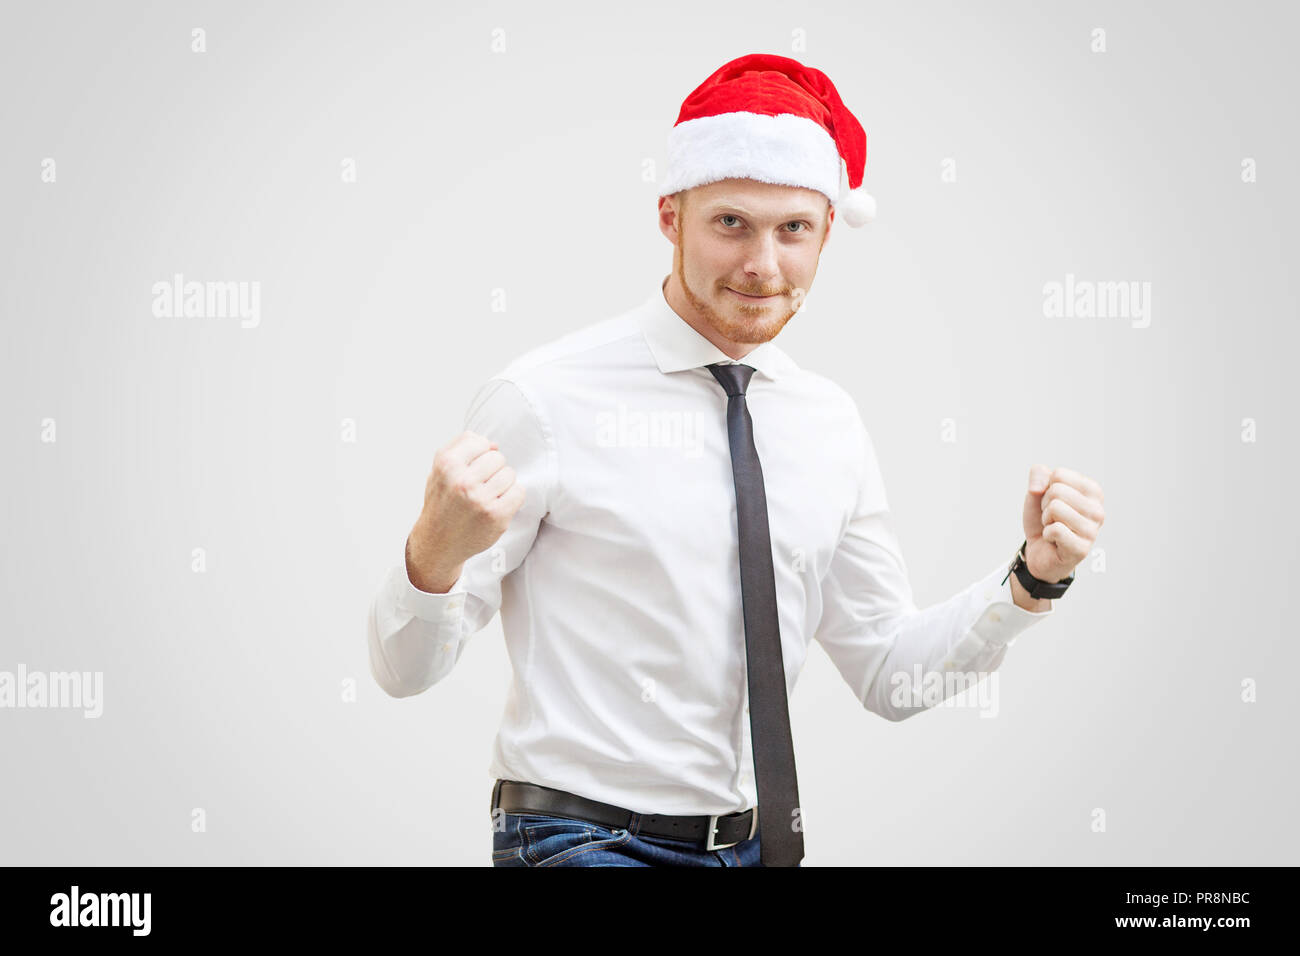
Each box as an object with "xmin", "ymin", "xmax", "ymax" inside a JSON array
[{"xmin": 707, "ymin": 362, "xmax": 755, "ymax": 397}]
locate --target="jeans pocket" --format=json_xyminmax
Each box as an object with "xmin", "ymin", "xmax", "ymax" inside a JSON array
[
  {"xmin": 517, "ymin": 813, "xmax": 632, "ymax": 867},
  {"xmin": 492, "ymin": 811, "xmax": 531, "ymax": 865}
]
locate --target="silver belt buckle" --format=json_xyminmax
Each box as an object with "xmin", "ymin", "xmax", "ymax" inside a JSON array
[{"xmin": 705, "ymin": 807, "xmax": 758, "ymax": 851}]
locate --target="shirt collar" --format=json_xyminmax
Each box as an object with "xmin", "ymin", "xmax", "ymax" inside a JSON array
[{"xmin": 637, "ymin": 275, "xmax": 794, "ymax": 382}]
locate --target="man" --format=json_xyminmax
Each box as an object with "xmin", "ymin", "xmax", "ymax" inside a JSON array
[{"xmin": 367, "ymin": 53, "xmax": 1105, "ymax": 867}]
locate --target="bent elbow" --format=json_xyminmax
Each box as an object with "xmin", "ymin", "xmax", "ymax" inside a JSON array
[
  {"xmin": 864, "ymin": 685, "xmax": 924, "ymax": 723},
  {"xmin": 869, "ymin": 701, "xmax": 918, "ymax": 723},
  {"xmin": 368, "ymin": 654, "xmax": 435, "ymax": 699}
]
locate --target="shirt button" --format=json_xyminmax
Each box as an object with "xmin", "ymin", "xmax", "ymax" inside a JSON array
[
  {"xmin": 990, "ymin": 612, "xmax": 1001, "ymax": 623},
  {"xmin": 984, "ymin": 590, "xmax": 993, "ymax": 600},
  {"xmin": 440, "ymin": 642, "xmax": 452, "ymax": 652}
]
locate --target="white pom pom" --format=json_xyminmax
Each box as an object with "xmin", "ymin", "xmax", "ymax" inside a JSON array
[{"xmin": 837, "ymin": 186, "xmax": 876, "ymax": 227}]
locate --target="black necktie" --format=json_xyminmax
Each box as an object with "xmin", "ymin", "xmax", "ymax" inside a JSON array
[{"xmin": 707, "ymin": 362, "xmax": 804, "ymax": 867}]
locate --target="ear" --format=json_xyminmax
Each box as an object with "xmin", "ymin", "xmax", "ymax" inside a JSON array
[{"xmin": 658, "ymin": 194, "xmax": 682, "ymax": 245}]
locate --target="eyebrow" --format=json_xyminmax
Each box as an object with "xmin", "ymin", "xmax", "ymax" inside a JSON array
[{"xmin": 706, "ymin": 202, "xmax": 824, "ymax": 222}]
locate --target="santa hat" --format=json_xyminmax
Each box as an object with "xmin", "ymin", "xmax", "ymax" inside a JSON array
[{"xmin": 658, "ymin": 53, "xmax": 876, "ymax": 226}]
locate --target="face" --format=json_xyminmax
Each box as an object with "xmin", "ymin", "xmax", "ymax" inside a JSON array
[{"xmin": 657, "ymin": 177, "xmax": 833, "ymax": 356}]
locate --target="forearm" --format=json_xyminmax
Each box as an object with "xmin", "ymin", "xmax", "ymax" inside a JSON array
[{"xmin": 406, "ymin": 528, "xmax": 465, "ymax": 594}]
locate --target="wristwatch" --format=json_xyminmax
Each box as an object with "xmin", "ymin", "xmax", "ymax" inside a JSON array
[{"xmin": 1001, "ymin": 539, "xmax": 1074, "ymax": 599}]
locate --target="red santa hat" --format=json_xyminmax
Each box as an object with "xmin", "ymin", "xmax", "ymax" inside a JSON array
[{"xmin": 659, "ymin": 53, "xmax": 876, "ymax": 226}]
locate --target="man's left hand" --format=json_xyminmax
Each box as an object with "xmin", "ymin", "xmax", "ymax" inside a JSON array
[{"xmin": 1021, "ymin": 465, "xmax": 1105, "ymax": 583}]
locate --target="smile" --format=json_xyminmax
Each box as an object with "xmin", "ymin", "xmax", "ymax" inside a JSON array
[{"xmin": 728, "ymin": 288, "xmax": 777, "ymax": 301}]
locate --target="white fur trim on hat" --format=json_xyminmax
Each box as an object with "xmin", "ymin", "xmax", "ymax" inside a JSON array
[{"xmin": 658, "ymin": 111, "xmax": 842, "ymax": 206}]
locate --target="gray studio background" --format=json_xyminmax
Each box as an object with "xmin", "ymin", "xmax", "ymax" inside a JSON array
[{"xmin": 2, "ymin": 0, "xmax": 1296, "ymax": 866}]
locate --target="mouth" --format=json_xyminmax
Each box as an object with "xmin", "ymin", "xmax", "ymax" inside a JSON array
[{"xmin": 727, "ymin": 288, "xmax": 778, "ymax": 302}]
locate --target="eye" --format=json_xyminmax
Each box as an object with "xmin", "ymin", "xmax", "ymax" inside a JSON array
[
  {"xmin": 719, "ymin": 215, "xmax": 742, "ymax": 228},
  {"xmin": 785, "ymin": 221, "xmax": 809, "ymax": 233}
]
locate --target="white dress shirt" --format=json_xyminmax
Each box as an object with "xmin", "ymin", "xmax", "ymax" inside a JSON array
[{"xmin": 368, "ymin": 275, "xmax": 1054, "ymax": 816}]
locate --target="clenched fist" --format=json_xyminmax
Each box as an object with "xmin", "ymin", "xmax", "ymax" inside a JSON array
[
  {"xmin": 1021, "ymin": 464, "xmax": 1105, "ymax": 584},
  {"xmin": 406, "ymin": 431, "xmax": 526, "ymax": 594}
]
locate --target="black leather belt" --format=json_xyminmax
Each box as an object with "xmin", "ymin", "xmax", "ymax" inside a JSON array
[{"xmin": 492, "ymin": 779, "xmax": 758, "ymax": 851}]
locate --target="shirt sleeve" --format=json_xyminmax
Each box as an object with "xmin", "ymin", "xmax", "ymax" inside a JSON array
[
  {"xmin": 812, "ymin": 418, "xmax": 1054, "ymax": 721},
  {"xmin": 367, "ymin": 376, "xmax": 557, "ymax": 698}
]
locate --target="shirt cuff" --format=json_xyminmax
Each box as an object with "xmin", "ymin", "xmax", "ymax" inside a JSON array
[
  {"xmin": 941, "ymin": 560, "xmax": 1055, "ymax": 671},
  {"xmin": 388, "ymin": 561, "xmax": 468, "ymax": 625},
  {"xmin": 971, "ymin": 559, "xmax": 1055, "ymax": 647}
]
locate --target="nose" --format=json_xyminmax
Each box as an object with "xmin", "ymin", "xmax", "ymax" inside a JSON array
[{"xmin": 741, "ymin": 236, "xmax": 781, "ymax": 290}]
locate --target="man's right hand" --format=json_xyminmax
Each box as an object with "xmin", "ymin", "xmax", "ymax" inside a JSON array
[{"xmin": 405, "ymin": 430, "xmax": 526, "ymax": 594}]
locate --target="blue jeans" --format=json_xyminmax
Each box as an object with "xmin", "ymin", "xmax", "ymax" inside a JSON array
[{"xmin": 491, "ymin": 810, "xmax": 799, "ymax": 867}]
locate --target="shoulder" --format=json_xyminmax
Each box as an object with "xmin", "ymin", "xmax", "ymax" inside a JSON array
[
  {"xmin": 464, "ymin": 296, "xmax": 650, "ymax": 431},
  {"xmin": 491, "ymin": 302, "xmax": 647, "ymax": 387},
  {"xmin": 780, "ymin": 362, "xmax": 864, "ymax": 426}
]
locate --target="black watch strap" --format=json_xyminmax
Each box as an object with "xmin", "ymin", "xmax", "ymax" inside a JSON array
[{"xmin": 1001, "ymin": 539, "xmax": 1074, "ymax": 599}]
